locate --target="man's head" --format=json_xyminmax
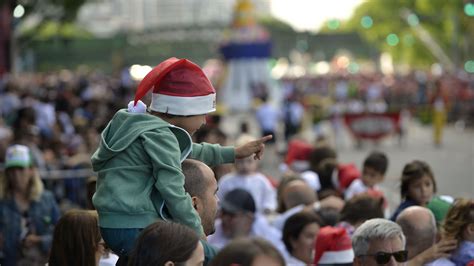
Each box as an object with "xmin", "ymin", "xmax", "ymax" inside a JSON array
[
  {"xmin": 182, "ymin": 159, "xmax": 219, "ymax": 236},
  {"xmin": 395, "ymin": 206, "xmax": 437, "ymax": 259},
  {"xmin": 282, "ymin": 179, "xmax": 317, "ymax": 210},
  {"xmin": 362, "ymin": 151, "xmax": 388, "ymax": 188},
  {"xmin": 219, "ymin": 188, "xmax": 256, "ymax": 239},
  {"xmin": 352, "ymin": 218, "xmax": 408, "ymax": 266},
  {"xmin": 340, "ymin": 193, "xmax": 384, "ymax": 228}
]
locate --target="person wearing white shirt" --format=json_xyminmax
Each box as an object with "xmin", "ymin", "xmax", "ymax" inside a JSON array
[
  {"xmin": 344, "ymin": 151, "xmax": 388, "ymax": 201},
  {"xmin": 217, "ymin": 136, "xmax": 277, "ymax": 214}
]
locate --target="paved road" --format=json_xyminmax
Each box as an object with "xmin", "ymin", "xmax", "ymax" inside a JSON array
[
  {"xmin": 335, "ymin": 122, "xmax": 474, "ymax": 211},
  {"xmin": 221, "ymin": 114, "xmax": 474, "ymax": 211}
]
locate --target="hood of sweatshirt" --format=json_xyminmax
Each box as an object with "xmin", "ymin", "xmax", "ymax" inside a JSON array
[{"xmin": 91, "ymin": 109, "xmax": 192, "ymax": 170}]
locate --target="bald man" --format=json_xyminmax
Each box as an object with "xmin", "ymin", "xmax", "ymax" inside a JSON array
[
  {"xmin": 396, "ymin": 206, "xmax": 437, "ymax": 259},
  {"xmin": 182, "ymin": 159, "xmax": 219, "ymax": 236},
  {"xmin": 283, "ymin": 179, "xmax": 317, "ymax": 210},
  {"xmin": 182, "ymin": 159, "xmax": 220, "ymax": 265},
  {"xmin": 396, "ymin": 206, "xmax": 457, "ymax": 265},
  {"xmin": 272, "ymin": 179, "xmax": 344, "ymax": 230}
]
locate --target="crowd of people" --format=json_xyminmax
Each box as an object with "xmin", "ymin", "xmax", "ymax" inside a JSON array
[{"xmin": 0, "ymin": 60, "xmax": 473, "ymax": 266}]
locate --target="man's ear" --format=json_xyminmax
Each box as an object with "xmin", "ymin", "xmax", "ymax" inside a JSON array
[
  {"xmin": 191, "ymin": 196, "xmax": 200, "ymax": 210},
  {"xmin": 164, "ymin": 261, "xmax": 174, "ymax": 266}
]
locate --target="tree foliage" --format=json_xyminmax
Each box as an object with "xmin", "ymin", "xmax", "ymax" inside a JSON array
[
  {"xmin": 13, "ymin": 0, "xmax": 89, "ymax": 41},
  {"xmin": 341, "ymin": 0, "xmax": 473, "ymax": 69}
]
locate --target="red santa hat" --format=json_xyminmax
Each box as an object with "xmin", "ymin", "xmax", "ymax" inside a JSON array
[
  {"xmin": 314, "ymin": 226, "xmax": 354, "ymax": 265},
  {"xmin": 338, "ymin": 163, "xmax": 361, "ymax": 191},
  {"xmin": 132, "ymin": 57, "xmax": 216, "ymax": 116},
  {"xmin": 284, "ymin": 139, "xmax": 315, "ymax": 171}
]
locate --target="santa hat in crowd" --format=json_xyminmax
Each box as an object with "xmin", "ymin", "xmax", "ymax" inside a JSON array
[
  {"xmin": 337, "ymin": 163, "xmax": 361, "ymax": 191},
  {"xmin": 128, "ymin": 57, "xmax": 216, "ymax": 116},
  {"xmin": 314, "ymin": 226, "xmax": 354, "ymax": 265},
  {"xmin": 284, "ymin": 139, "xmax": 315, "ymax": 171}
]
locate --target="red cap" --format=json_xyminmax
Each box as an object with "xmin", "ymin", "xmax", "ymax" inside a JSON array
[
  {"xmin": 134, "ymin": 57, "xmax": 216, "ymax": 116},
  {"xmin": 314, "ymin": 226, "xmax": 354, "ymax": 265},
  {"xmin": 285, "ymin": 139, "xmax": 315, "ymax": 165},
  {"xmin": 338, "ymin": 163, "xmax": 361, "ymax": 191}
]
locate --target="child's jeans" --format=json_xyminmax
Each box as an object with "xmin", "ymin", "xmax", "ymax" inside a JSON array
[{"xmin": 100, "ymin": 227, "xmax": 142, "ymax": 257}]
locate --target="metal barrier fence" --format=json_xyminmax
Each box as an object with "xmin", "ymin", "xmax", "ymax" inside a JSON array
[
  {"xmin": 0, "ymin": 165, "xmax": 96, "ymax": 180},
  {"xmin": 39, "ymin": 168, "xmax": 96, "ymax": 180}
]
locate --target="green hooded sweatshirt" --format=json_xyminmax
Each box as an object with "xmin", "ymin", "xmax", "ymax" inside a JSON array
[{"xmin": 91, "ymin": 109, "xmax": 234, "ymax": 236}]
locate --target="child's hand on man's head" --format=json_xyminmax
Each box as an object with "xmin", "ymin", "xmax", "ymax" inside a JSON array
[{"xmin": 235, "ymin": 135, "xmax": 272, "ymax": 160}]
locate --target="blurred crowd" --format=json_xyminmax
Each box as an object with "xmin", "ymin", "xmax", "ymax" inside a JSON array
[
  {"xmin": 279, "ymin": 71, "xmax": 473, "ymax": 128},
  {"xmin": 0, "ymin": 68, "xmax": 473, "ymax": 265}
]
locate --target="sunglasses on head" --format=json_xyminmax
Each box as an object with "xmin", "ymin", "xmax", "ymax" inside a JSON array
[{"xmin": 360, "ymin": 250, "xmax": 408, "ymax": 264}]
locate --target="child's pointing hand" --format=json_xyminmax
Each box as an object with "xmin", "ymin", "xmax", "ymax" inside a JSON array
[{"xmin": 235, "ymin": 135, "xmax": 273, "ymax": 160}]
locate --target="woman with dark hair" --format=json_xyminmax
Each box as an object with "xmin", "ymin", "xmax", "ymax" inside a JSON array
[
  {"xmin": 209, "ymin": 237, "xmax": 285, "ymax": 266},
  {"xmin": 48, "ymin": 210, "xmax": 104, "ymax": 266},
  {"xmin": 128, "ymin": 221, "xmax": 204, "ymax": 266},
  {"xmin": 282, "ymin": 211, "xmax": 322, "ymax": 265}
]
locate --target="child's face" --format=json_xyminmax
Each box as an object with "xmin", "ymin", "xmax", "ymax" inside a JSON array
[
  {"xmin": 235, "ymin": 156, "xmax": 258, "ymax": 175},
  {"xmin": 407, "ymin": 174, "xmax": 434, "ymax": 206},
  {"xmin": 361, "ymin": 166, "xmax": 384, "ymax": 188},
  {"xmin": 174, "ymin": 115, "xmax": 206, "ymax": 136}
]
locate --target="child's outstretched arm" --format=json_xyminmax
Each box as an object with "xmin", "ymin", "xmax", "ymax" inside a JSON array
[{"xmin": 235, "ymin": 135, "xmax": 273, "ymax": 160}]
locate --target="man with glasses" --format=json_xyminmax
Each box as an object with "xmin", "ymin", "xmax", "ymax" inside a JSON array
[{"xmin": 352, "ymin": 218, "xmax": 409, "ymax": 265}]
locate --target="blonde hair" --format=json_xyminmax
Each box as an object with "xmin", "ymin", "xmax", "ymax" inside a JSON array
[
  {"xmin": 442, "ymin": 198, "xmax": 474, "ymax": 240},
  {"xmin": 0, "ymin": 167, "xmax": 44, "ymax": 201}
]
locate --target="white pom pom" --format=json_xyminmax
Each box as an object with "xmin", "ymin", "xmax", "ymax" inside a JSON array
[{"xmin": 128, "ymin": 100, "xmax": 147, "ymax": 114}]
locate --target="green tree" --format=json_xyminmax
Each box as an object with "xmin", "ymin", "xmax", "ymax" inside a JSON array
[
  {"xmin": 341, "ymin": 0, "xmax": 473, "ymax": 70},
  {"xmin": 10, "ymin": 0, "xmax": 89, "ymax": 40}
]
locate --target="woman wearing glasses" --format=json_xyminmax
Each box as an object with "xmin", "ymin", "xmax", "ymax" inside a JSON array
[{"xmin": 352, "ymin": 218, "xmax": 409, "ymax": 266}]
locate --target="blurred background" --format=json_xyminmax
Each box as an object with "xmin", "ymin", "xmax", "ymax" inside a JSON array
[{"xmin": 0, "ymin": 0, "xmax": 473, "ymax": 209}]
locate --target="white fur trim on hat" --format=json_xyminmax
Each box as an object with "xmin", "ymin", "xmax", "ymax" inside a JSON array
[
  {"xmin": 318, "ymin": 249, "xmax": 355, "ymax": 264},
  {"xmin": 150, "ymin": 93, "xmax": 216, "ymax": 115},
  {"xmin": 128, "ymin": 100, "xmax": 147, "ymax": 114}
]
